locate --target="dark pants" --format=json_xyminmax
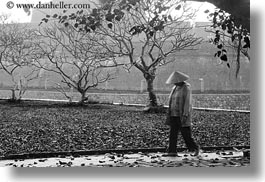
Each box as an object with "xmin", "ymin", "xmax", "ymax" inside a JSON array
[{"xmin": 167, "ymin": 116, "xmax": 199, "ymax": 153}]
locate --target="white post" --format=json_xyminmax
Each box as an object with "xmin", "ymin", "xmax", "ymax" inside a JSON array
[
  {"xmin": 225, "ymin": 81, "xmax": 228, "ymax": 90},
  {"xmin": 17, "ymin": 76, "xmax": 22, "ymax": 90},
  {"xmin": 140, "ymin": 79, "xmax": 145, "ymax": 93},
  {"xmin": 239, "ymin": 76, "xmax": 243, "ymax": 90},
  {"xmin": 44, "ymin": 78, "xmax": 48, "ymax": 90},
  {"xmin": 70, "ymin": 86, "xmax": 74, "ymax": 97},
  {"xmin": 199, "ymin": 78, "xmax": 204, "ymax": 92},
  {"xmin": 105, "ymin": 81, "xmax": 109, "ymax": 90}
]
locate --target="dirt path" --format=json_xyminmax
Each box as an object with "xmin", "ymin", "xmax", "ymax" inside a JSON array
[{"xmin": 0, "ymin": 150, "xmax": 250, "ymax": 167}]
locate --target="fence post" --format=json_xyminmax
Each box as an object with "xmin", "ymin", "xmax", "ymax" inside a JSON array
[
  {"xmin": 105, "ymin": 81, "xmax": 109, "ymax": 90},
  {"xmin": 199, "ymin": 78, "xmax": 204, "ymax": 93},
  {"xmin": 140, "ymin": 79, "xmax": 145, "ymax": 93},
  {"xmin": 44, "ymin": 78, "xmax": 48, "ymax": 90},
  {"xmin": 239, "ymin": 76, "xmax": 243, "ymax": 90}
]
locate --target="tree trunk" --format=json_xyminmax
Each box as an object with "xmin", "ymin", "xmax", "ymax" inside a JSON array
[
  {"xmin": 18, "ymin": 87, "xmax": 26, "ymax": 101},
  {"xmin": 145, "ymin": 76, "xmax": 158, "ymax": 107},
  {"xmin": 80, "ymin": 91, "xmax": 87, "ymax": 104},
  {"xmin": 11, "ymin": 89, "xmax": 16, "ymax": 101}
]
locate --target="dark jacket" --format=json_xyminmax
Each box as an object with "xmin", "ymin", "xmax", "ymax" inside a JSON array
[{"xmin": 168, "ymin": 82, "xmax": 192, "ymax": 127}]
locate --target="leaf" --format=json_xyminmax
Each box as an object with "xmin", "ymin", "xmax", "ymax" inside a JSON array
[
  {"xmin": 114, "ymin": 9, "xmax": 121, "ymax": 15},
  {"xmin": 208, "ymin": 13, "xmax": 214, "ymax": 17},
  {"xmin": 243, "ymin": 36, "xmax": 250, "ymax": 48},
  {"xmin": 62, "ymin": 15, "xmax": 68, "ymax": 20},
  {"xmin": 220, "ymin": 54, "xmax": 228, "ymax": 61},
  {"xmin": 221, "ymin": 23, "xmax": 226, "ymax": 30},
  {"xmin": 115, "ymin": 15, "xmax": 122, "ymax": 21},
  {"xmin": 217, "ymin": 51, "xmax": 221, "ymax": 57},
  {"xmin": 227, "ymin": 30, "xmax": 233, "ymax": 34},
  {"xmin": 41, "ymin": 18, "xmax": 48, "ymax": 23},
  {"xmin": 204, "ymin": 9, "xmax": 210, "ymax": 13},
  {"xmin": 154, "ymin": 21, "xmax": 164, "ymax": 31},
  {"xmin": 46, "ymin": 15, "xmax": 50, "ymax": 18},
  {"xmin": 217, "ymin": 44, "xmax": 223, "ymax": 49},
  {"xmin": 59, "ymin": 19, "xmax": 65, "ymax": 24},
  {"xmin": 149, "ymin": 31, "xmax": 154, "ymax": 37},
  {"xmin": 69, "ymin": 14, "xmax": 77, "ymax": 20},
  {"xmin": 74, "ymin": 23, "xmax": 79, "ymax": 28},
  {"xmin": 84, "ymin": 26, "xmax": 91, "ymax": 33},
  {"xmin": 91, "ymin": 9, "xmax": 97, "ymax": 16},
  {"xmin": 231, "ymin": 34, "xmax": 236, "ymax": 42},
  {"xmin": 53, "ymin": 14, "xmax": 58, "ymax": 18},
  {"xmin": 90, "ymin": 25, "xmax": 96, "ymax": 31},
  {"xmin": 39, "ymin": 159, "xmax": 47, "ymax": 162},
  {"xmin": 168, "ymin": 15, "xmax": 173, "ymax": 21},
  {"xmin": 107, "ymin": 23, "xmax": 113, "ymax": 29},
  {"xmin": 214, "ymin": 53, "xmax": 218, "ymax": 57},
  {"xmin": 129, "ymin": 27, "xmax": 135, "ymax": 33},
  {"xmin": 127, "ymin": 5, "xmax": 132, "ymax": 11},
  {"xmin": 106, "ymin": 14, "xmax": 114, "ymax": 22},
  {"xmin": 243, "ymin": 44, "xmax": 249, "ymax": 48},
  {"xmin": 175, "ymin": 4, "xmax": 181, "ymax": 10},
  {"xmin": 244, "ymin": 36, "xmax": 250, "ymax": 43}
]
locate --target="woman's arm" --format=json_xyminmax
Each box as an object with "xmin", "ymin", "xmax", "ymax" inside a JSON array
[{"xmin": 183, "ymin": 85, "xmax": 192, "ymax": 117}]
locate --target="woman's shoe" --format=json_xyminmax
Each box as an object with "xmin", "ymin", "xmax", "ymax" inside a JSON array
[{"xmin": 191, "ymin": 148, "xmax": 202, "ymax": 156}]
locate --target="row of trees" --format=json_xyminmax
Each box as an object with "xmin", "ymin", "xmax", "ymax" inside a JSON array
[
  {"xmin": 0, "ymin": 15, "xmax": 41, "ymax": 101},
  {"xmin": 0, "ymin": 15, "xmax": 117, "ymax": 103},
  {"xmin": 0, "ymin": 0, "xmax": 250, "ymax": 108}
]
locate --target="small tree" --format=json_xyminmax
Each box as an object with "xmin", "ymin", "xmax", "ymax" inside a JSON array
[
  {"xmin": 98, "ymin": 0, "xmax": 202, "ymax": 107},
  {"xmin": 0, "ymin": 15, "xmax": 41, "ymax": 101},
  {"xmin": 41, "ymin": 0, "xmax": 202, "ymax": 108},
  {"xmin": 189, "ymin": 0, "xmax": 250, "ymax": 32},
  {"xmin": 204, "ymin": 8, "xmax": 250, "ymax": 77},
  {"xmin": 36, "ymin": 21, "xmax": 119, "ymax": 104}
]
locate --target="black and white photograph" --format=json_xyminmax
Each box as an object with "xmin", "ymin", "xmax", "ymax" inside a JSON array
[{"xmin": 0, "ymin": 0, "xmax": 261, "ymax": 181}]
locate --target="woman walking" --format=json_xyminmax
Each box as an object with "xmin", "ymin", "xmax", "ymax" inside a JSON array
[{"xmin": 164, "ymin": 71, "xmax": 200, "ymax": 157}]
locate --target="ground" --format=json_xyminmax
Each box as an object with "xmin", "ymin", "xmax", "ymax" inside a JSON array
[
  {"xmin": 0, "ymin": 150, "xmax": 250, "ymax": 167},
  {"xmin": 0, "ymin": 95, "xmax": 250, "ymax": 167}
]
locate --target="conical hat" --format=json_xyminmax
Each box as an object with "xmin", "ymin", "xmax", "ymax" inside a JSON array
[{"xmin": 166, "ymin": 71, "xmax": 189, "ymax": 84}]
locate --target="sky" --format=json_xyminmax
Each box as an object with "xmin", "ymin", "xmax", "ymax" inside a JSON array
[
  {"xmin": 0, "ymin": 0, "xmax": 49, "ymax": 22},
  {"xmin": 0, "ymin": 0, "xmax": 216, "ymax": 23}
]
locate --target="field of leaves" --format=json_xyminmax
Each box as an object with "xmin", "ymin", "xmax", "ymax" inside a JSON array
[{"xmin": 0, "ymin": 100, "xmax": 250, "ymax": 156}]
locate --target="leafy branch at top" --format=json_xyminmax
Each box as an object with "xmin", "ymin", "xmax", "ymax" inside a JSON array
[{"xmin": 204, "ymin": 8, "xmax": 250, "ymax": 77}]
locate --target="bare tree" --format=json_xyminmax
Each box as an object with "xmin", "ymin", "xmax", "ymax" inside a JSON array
[
  {"xmin": 36, "ymin": 21, "xmax": 119, "ymax": 104},
  {"xmin": 61, "ymin": 0, "xmax": 202, "ymax": 108},
  {"xmin": 22, "ymin": 0, "xmax": 250, "ymax": 78},
  {"xmin": 0, "ymin": 15, "xmax": 41, "ymax": 101}
]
